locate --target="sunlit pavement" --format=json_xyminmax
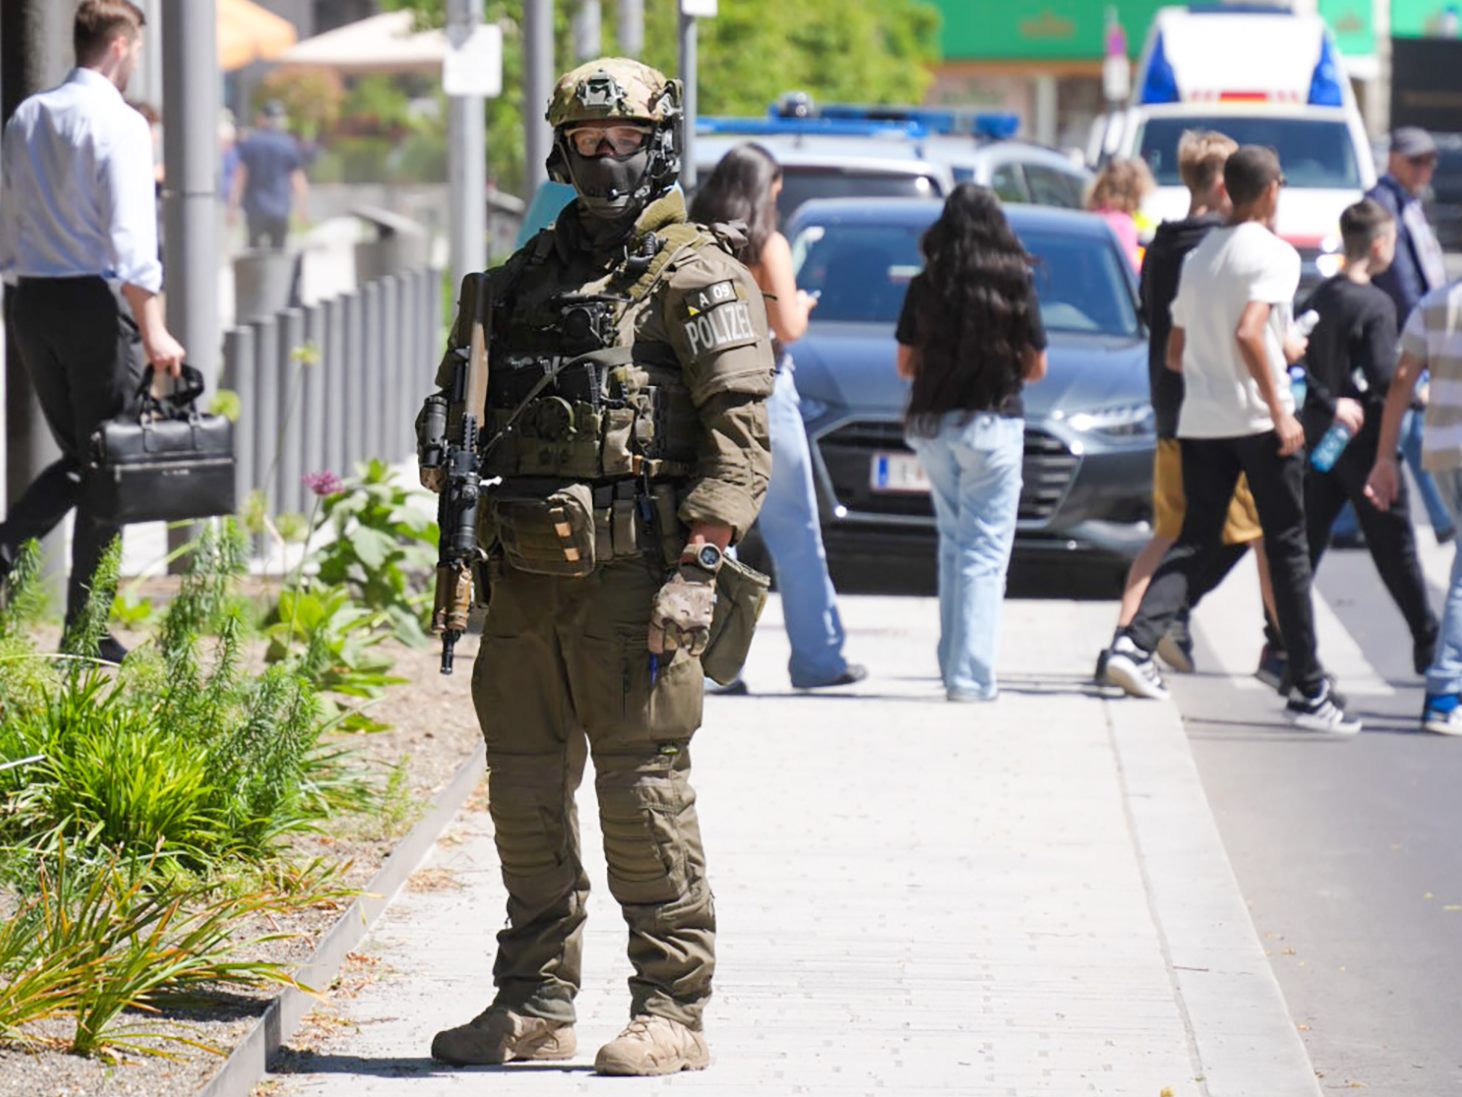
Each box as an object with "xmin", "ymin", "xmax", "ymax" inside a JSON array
[{"xmin": 261, "ymin": 591, "xmax": 1319, "ymax": 1096}]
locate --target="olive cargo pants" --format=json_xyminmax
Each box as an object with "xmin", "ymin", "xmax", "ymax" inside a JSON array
[{"xmin": 470, "ymin": 556, "xmax": 715, "ymax": 1029}]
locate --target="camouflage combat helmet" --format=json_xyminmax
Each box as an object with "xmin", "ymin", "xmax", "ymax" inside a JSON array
[
  {"xmin": 546, "ymin": 57, "xmax": 683, "ymax": 221},
  {"xmin": 546, "ymin": 58, "xmax": 681, "ymax": 129}
]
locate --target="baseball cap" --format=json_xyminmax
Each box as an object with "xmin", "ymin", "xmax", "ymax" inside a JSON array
[
  {"xmin": 1391, "ymin": 127, "xmax": 1437, "ymax": 159},
  {"xmin": 262, "ymin": 99, "xmax": 287, "ymax": 120}
]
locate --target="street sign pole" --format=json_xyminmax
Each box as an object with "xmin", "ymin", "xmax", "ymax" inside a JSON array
[
  {"xmin": 523, "ymin": 0, "xmax": 554, "ymax": 196},
  {"xmin": 618, "ymin": 0, "xmax": 644, "ymax": 57},
  {"xmin": 445, "ymin": 0, "xmax": 488, "ymax": 287},
  {"xmin": 678, "ymin": 0, "xmax": 715, "ymax": 192}
]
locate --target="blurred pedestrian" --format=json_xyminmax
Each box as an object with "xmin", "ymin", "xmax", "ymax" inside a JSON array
[
  {"xmin": 1098, "ymin": 129, "xmax": 1284, "ymax": 683},
  {"xmin": 0, "ymin": 0, "xmax": 186, "ymax": 661},
  {"xmin": 1085, "ymin": 157, "xmax": 1154, "ymax": 271},
  {"xmin": 1103, "ymin": 146, "xmax": 1360, "ymax": 733},
  {"xmin": 1368, "ymin": 127, "xmax": 1456, "ymax": 545},
  {"xmin": 228, "ymin": 99, "xmax": 308, "ymax": 249},
  {"xmin": 1366, "ymin": 273, "xmax": 1462, "ymax": 733},
  {"xmin": 689, "ymin": 143, "xmax": 866, "ymax": 691},
  {"xmin": 895, "ymin": 184, "xmax": 1048, "ymax": 702},
  {"xmin": 1301, "ymin": 198, "xmax": 1437, "ymax": 672}
]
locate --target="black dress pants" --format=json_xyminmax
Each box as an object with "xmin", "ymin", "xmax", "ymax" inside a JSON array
[
  {"xmin": 1126, "ymin": 432, "xmax": 1324, "ymax": 693},
  {"xmin": 1306, "ymin": 425, "xmax": 1437, "ymax": 650},
  {"xmin": 1, "ymin": 277, "xmax": 144, "ymax": 623}
]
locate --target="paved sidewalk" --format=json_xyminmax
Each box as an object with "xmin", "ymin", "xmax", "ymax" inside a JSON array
[{"xmin": 261, "ymin": 594, "xmax": 1318, "ymax": 1096}]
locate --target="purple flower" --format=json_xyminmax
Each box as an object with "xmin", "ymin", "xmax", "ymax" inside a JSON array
[{"xmin": 302, "ymin": 470, "xmax": 345, "ymax": 497}]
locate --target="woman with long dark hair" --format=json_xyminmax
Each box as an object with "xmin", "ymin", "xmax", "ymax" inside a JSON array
[
  {"xmin": 690, "ymin": 143, "xmax": 865, "ymax": 690},
  {"xmin": 895, "ymin": 184, "xmax": 1048, "ymax": 701}
]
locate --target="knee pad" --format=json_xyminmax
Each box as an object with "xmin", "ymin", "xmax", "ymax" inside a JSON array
[
  {"xmin": 488, "ymin": 753, "xmax": 577, "ymax": 898},
  {"xmin": 594, "ymin": 751, "xmax": 703, "ymax": 907}
]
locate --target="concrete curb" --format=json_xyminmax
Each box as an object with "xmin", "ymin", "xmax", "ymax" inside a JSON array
[
  {"xmin": 195, "ymin": 740, "xmax": 487, "ymax": 1097},
  {"xmin": 1105, "ymin": 697, "xmax": 1323, "ymax": 1097}
]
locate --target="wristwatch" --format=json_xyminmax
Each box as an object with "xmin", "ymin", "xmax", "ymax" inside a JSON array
[{"xmin": 679, "ymin": 542, "xmax": 724, "ymax": 579}]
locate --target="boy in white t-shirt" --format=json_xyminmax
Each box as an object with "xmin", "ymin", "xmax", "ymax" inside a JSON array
[{"xmin": 1104, "ymin": 146, "xmax": 1360, "ymax": 734}]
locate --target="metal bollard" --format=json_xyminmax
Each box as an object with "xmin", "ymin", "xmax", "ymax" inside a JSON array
[
  {"xmin": 362, "ymin": 281, "xmax": 383, "ymax": 469},
  {"xmin": 278, "ymin": 308, "xmax": 305, "ymax": 516},
  {"xmin": 251, "ymin": 314, "xmax": 280, "ymax": 554},
  {"xmin": 324, "ymin": 296, "xmax": 346, "ymax": 482},
  {"xmin": 344, "ymin": 290, "xmax": 365, "ymax": 475},
  {"xmin": 381, "ymin": 275, "xmax": 401, "ymax": 464},
  {"xmin": 399, "ymin": 271, "xmax": 419, "ymax": 460},
  {"xmin": 303, "ymin": 303, "xmax": 326, "ymax": 490},
  {"xmin": 223, "ymin": 326, "xmax": 256, "ymax": 519}
]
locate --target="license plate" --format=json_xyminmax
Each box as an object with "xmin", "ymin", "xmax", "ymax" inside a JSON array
[{"xmin": 870, "ymin": 452, "xmax": 929, "ymax": 493}]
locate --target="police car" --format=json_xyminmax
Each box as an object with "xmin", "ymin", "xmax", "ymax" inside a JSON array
[{"xmin": 1095, "ymin": 3, "xmax": 1375, "ymax": 288}]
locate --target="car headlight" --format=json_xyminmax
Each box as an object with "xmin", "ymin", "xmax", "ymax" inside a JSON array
[{"xmin": 1065, "ymin": 403, "xmax": 1155, "ymax": 440}]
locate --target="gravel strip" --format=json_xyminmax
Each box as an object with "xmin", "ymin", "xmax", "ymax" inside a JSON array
[{"xmin": 0, "ymin": 630, "xmax": 484, "ymax": 1097}]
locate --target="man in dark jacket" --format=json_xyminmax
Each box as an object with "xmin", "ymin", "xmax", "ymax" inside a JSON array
[
  {"xmin": 1367, "ymin": 127, "xmax": 1456, "ymax": 544},
  {"xmin": 1100, "ymin": 129, "xmax": 1280, "ymax": 681}
]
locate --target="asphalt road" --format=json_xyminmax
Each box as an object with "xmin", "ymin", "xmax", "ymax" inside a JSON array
[{"xmin": 1173, "ymin": 536, "xmax": 1462, "ymax": 1094}]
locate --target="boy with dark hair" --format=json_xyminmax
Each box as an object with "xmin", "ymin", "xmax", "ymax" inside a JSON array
[
  {"xmin": 1099, "ymin": 128, "xmax": 1283, "ymax": 681},
  {"xmin": 1301, "ymin": 199, "xmax": 1437, "ymax": 671},
  {"xmin": 1102, "ymin": 146, "xmax": 1360, "ymax": 733}
]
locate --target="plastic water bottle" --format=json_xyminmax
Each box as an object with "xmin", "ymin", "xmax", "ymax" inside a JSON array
[
  {"xmin": 1289, "ymin": 366, "xmax": 1308, "ymax": 410},
  {"xmin": 1311, "ymin": 421, "xmax": 1353, "ymax": 472}
]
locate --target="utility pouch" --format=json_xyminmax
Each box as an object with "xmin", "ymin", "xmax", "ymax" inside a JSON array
[
  {"xmin": 700, "ymin": 555, "xmax": 771, "ymax": 686},
  {"xmin": 492, "ymin": 482, "xmax": 597, "ymax": 578},
  {"xmin": 651, "ymin": 483, "xmax": 685, "ymax": 567}
]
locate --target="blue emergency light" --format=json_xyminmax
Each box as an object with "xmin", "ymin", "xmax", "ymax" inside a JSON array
[
  {"xmin": 1137, "ymin": 34, "xmax": 1181, "ymax": 104},
  {"xmin": 1307, "ymin": 35, "xmax": 1344, "ymax": 106}
]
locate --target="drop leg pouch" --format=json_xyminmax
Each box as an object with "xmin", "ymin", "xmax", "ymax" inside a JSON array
[{"xmin": 700, "ymin": 555, "xmax": 771, "ymax": 686}]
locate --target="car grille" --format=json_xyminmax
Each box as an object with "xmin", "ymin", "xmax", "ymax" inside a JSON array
[{"xmin": 816, "ymin": 419, "xmax": 1078, "ymax": 524}]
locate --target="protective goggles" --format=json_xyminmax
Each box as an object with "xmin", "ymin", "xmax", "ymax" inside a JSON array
[{"xmin": 564, "ymin": 123, "xmax": 653, "ymax": 157}]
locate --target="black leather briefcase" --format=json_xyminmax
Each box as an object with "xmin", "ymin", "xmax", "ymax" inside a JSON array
[{"xmin": 85, "ymin": 365, "xmax": 236, "ymax": 524}]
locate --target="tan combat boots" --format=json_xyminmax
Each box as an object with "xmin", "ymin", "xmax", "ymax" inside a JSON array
[
  {"xmin": 430, "ymin": 1007, "xmax": 576, "ymax": 1066},
  {"xmin": 594, "ymin": 1014, "xmax": 710, "ymax": 1076}
]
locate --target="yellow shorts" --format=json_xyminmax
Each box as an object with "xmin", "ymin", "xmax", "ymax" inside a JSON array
[{"xmin": 1152, "ymin": 438, "xmax": 1263, "ymax": 544}]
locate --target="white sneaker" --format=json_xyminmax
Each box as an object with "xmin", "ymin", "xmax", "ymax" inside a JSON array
[
  {"xmin": 1286, "ymin": 682, "xmax": 1362, "ymax": 735},
  {"xmin": 1103, "ymin": 636, "xmax": 1169, "ymax": 700}
]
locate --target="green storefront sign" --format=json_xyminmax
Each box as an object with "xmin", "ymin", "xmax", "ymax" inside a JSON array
[
  {"xmin": 936, "ymin": 0, "xmax": 1386, "ymax": 61},
  {"xmin": 1391, "ymin": 0, "xmax": 1462, "ymax": 37}
]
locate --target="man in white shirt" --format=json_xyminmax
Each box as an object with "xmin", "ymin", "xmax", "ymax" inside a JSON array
[
  {"xmin": 1104, "ymin": 146, "xmax": 1360, "ymax": 734},
  {"xmin": 0, "ymin": 0, "xmax": 185, "ymax": 661}
]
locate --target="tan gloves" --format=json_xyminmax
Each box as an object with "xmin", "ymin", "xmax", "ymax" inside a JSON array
[{"xmin": 648, "ymin": 568, "xmax": 717, "ymax": 656}]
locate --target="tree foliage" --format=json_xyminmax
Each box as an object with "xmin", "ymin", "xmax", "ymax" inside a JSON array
[{"xmin": 384, "ymin": 0, "xmax": 941, "ymax": 196}]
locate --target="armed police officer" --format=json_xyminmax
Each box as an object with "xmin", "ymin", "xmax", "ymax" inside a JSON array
[{"xmin": 422, "ymin": 59, "xmax": 774, "ymax": 1076}]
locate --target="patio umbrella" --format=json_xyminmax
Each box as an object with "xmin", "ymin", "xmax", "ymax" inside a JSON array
[{"xmin": 218, "ymin": 0, "xmax": 298, "ymax": 72}]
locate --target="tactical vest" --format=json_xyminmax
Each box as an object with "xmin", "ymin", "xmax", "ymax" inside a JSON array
[{"xmin": 481, "ymin": 222, "xmax": 716, "ymax": 485}]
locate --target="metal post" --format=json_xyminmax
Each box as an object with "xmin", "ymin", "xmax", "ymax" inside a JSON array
[
  {"xmin": 303, "ymin": 304, "xmax": 326, "ymax": 484},
  {"xmin": 2, "ymin": 0, "xmax": 72, "ymax": 605},
  {"xmin": 277, "ymin": 308, "xmax": 305, "ymax": 515},
  {"xmin": 362, "ymin": 282, "xmax": 383, "ymax": 467},
  {"xmin": 573, "ymin": 0, "xmax": 602, "ymax": 60},
  {"xmin": 344, "ymin": 291, "xmax": 365, "ymax": 474},
  {"xmin": 381, "ymin": 276, "xmax": 401, "ymax": 463},
  {"xmin": 162, "ymin": 0, "xmax": 220, "ymax": 568},
  {"xmin": 223, "ymin": 326, "xmax": 256, "ymax": 521},
  {"xmin": 618, "ymin": 0, "xmax": 644, "ymax": 56},
  {"xmin": 523, "ymin": 0, "xmax": 555, "ymax": 195},
  {"xmin": 679, "ymin": 12, "xmax": 697, "ymax": 191},
  {"xmin": 446, "ymin": 0, "xmax": 487, "ymax": 292},
  {"xmin": 252, "ymin": 315, "xmax": 280, "ymax": 511},
  {"xmin": 399, "ymin": 272, "xmax": 420, "ymax": 459},
  {"xmin": 324, "ymin": 296, "xmax": 346, "ymax": 480}
]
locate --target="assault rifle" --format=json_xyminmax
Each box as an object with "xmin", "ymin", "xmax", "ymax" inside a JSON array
[{"xmin": 420, "ymin": 274, "xmax": 491, "ymax": 675}]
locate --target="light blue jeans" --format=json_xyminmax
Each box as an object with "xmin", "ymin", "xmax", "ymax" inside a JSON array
[
  {"xmin": 906, "ymin": 412, "xmax": 1024, "ymax": 699},
  {"xmin": 758, "ymin": 366, "xmax": 851, "ymax": 687},
  {"xmin": 1427, "ymin": 467, "xmax": 1462, "ymax": 697},
  {"xmin": 1402, "ymin": 409, "xmax": 1456, "ymax": 538}
]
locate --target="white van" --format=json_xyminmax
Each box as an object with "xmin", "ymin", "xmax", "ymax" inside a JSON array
[{"xmin": 1097, "ymin": 3, "xmax": 1375, "ymax": 288}]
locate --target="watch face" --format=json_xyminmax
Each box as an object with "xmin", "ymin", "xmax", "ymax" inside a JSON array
[{"xmin": 697, "ymin": 545, "xmax": 721, "ymax": 570}]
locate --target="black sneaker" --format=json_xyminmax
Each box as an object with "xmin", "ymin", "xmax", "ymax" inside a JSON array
[
  {"xmin": 1156, "ymin": 612, "xmax": 1195, "ymax": 674},
  {"xmin": 1103, "ymin": 636, "xmax": 1170, "ymax": 700},
  {"xmin": 1415, "ymin": 634, "xmax": 1437, "ymax": 677},
  {"xmin": 1255, "ymin": 644, "xmax": 1288, "ymax": 691},
  {"xmin": 1286, "ymin": 681, "xmax": 1361, "ymax": 735},
  {"xmin": 97, "ymin": 634, "xmax": 129, "ymax": 665}
]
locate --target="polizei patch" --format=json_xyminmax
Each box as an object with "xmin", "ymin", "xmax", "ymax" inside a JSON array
[{"xmin": 681, "ymin": 298, "xmax": 757, "ymax": 359}]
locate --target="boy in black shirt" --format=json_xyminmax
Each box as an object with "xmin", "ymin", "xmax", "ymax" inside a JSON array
[{"xmin": 1301, "ymin": 198, "xmax": 1438, "ymax": 672}]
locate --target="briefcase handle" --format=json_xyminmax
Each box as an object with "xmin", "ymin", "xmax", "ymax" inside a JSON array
[{"xmin": 137, "ymin": 364, "xmax": 207, "ymax": 420}]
